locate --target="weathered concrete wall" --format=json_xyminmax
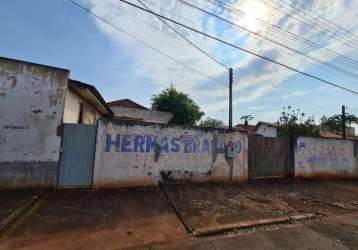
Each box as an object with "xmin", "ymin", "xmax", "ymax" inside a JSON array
[
  {"xmin": 63, "ymin": 89, "xmax": 102, "ymax": 125},
  {"xmin": 295, "ymin": 137, "xmax": 358, "ymax": 178},
  {"xmin": 0, "ymin": 58, "xmax": 69, "ymax": 187},
  {"xmin": 110, "ymin": 106, "xmax": 173, "ymax": 124},
  {"xmin": 94, "ymin": 120, "xmax": 248, "ymax": 188}
]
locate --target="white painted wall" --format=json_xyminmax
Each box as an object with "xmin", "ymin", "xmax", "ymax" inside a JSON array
[
  {"xmin": 110, "ymin": 106, "xmax": 173, "ymax": 124},
  {"xmin": 63, "ymin": 89, "xmax": 102, "ymax": 125},
  {"xmin": 94, "ymin": 120, "xmax": 248, "ymax": 188},
  {"xmin": 0, "ymin": 58, "xmax": 69, "ymax": 162},
  {"xmin": 256, "ymin": 124, "xmax": 277, "ymax": 138},
  {"xmin": 295, "ymin": 137, "xmax": 358, "ymax": 178}
]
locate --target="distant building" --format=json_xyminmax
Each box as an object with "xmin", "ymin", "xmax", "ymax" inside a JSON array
[
  {"xmin": 235, "ymin": 121, "xmax": 278, "ymax": 137},
  {"xmin": 255, "ymin": 122, "xmax": 279, "ymax": 138},
  {"xmin": 108, "ymin": 99, "xmax": 173, "ymax": 124}
]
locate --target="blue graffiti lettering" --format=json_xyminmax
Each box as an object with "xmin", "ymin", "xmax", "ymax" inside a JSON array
[
  {"xmin": 202, "ymin": 139, "xmax": 210, "ymax": 153},
  {"xmin": 146, "ymin": 135, "xmax": 157, "ymax": 152},
  {"xmin": 160, "ymin": 137, "xmax": 169, "ymax": 153},
  {"xmin": 171, "ymin": 138, "xmax": 180, "ymax": 153},
  {"xmin": 184, "ymin": 143, "xmax": 192, "ymax": 153},
  {"xmin": 121, "ymin": 134, "xmax": 132, "ymax": 152},
  {"xmin": 134, "ymin": 135, "xmax": 145, "ymax": 152},
  {"xmin": 105, "ymin": 134, "xmax": 121, "ymax": 152}
]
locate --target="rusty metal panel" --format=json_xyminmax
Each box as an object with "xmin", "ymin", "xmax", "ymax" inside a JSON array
[
  {"xmin": 249, "ymin": 136, "xmax": 290, "ymax": 178},
  {"xmin": 57, "ymin": 124, "xmax": 97, "ymax": 188}
]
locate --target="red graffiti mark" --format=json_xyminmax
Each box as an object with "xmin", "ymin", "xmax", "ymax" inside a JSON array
[{"xmin": 7, "ymin": 76, "xmax": 17, "ymax": 88}]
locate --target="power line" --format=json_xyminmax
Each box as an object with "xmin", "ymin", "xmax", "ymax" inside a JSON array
[
  {"xmin": 257, "ymin": 0, "xmax": 358, "ymax": 52},
  {"xmin": 177, "ymin": 0, "xmax": 358, "ymax": 81},
  {"xmin": 67, "ymin": 0, "xmax": 228, "ymax": 87},
  {"xmin": 202, "ymin": 0, "xmax": 358, "ymax": 84},
  {"xmin": 208, "ymin": 0, "xmax": 358, "ymax": 70},
  {"xmin": 116, "ymin": 0, "xmax": 358, "ymax": 96},
  {"xmin": 279, "ymin": 0, "xmax": 358, "ymax": 44},
  {"xmin": 138, "ymin": 0, "xmax": 358, "ymax": 84},
  {"xmin": 136, "ymin": 0, "xmax": 228, "ymax": 69}
]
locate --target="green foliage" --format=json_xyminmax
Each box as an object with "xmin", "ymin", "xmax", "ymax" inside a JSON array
[
  {"xmin": 320, "ymin": 115, "xmax": 341, "ymax": 133},
  {"xmin": 151, "ymin": 86, "xmax": 204, "ymax": 125},
  {"xmin": 278, "ymin": 106, "xmax": 320, "ymax": 137},
  {"xmin": 321, "ymin": 113, "xmax": 358, "ymax": 133},
  {"xmin": 199, "ymin": 117, "xmax": 225, "ymax": 128}
]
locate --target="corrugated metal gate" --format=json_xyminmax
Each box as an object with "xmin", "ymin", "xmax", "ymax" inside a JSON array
[
  {"xmin": 57, "ymin": 124, "xmax": 97, "ymax": 188},
  {"xmin": 248, "ymin": 136, "xmax": 290, "ymax": 178}
]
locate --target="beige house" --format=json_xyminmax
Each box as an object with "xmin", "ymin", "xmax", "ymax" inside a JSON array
[{"xmin": 63, "ymin": 80, "xmax": 113, "ymax": 125}]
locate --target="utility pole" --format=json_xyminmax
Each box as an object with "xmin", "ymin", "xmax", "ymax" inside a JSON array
[
  {"xmin": 229, "ymin": 67, "xmax": 233, "ymax": 130},
  {"xmin": 342, "ymin": 105, "xmax": 346, "ymax": 139}
]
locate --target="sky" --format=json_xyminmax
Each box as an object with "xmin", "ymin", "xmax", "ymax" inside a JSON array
[{"xmin": 1, "ymin": 0, "xmax": 358, "ymax": 129}]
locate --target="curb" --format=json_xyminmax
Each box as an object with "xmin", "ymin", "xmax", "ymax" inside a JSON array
[{"xmin": 192, "ymin": 213, "xmax": 316, "ymax": 237}]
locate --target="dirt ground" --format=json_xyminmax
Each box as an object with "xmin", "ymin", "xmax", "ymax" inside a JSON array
[
  {"xmin": 163, "ymin": 179, "xmax": 358, "ymax": 231},
  {"xmin": 0, "ymin": 189, "xmax": 43, "ymax": 232},
  {"xmin": 0, "ymin": 187, "xmax": 187, "ymax": 250},
  {"xmin": 1, "ymin": 179, "xmax": 358, "ymax": 250}
]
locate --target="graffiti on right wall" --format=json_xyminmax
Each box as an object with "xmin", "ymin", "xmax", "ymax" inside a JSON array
[{"xmin": 295, "ymin": 137, "xmax": 357, "ymax": 177}]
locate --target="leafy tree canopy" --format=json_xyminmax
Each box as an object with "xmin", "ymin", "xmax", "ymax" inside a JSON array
[
  {"xmin": 278, "ymin": 106, "xmax": 320, "ymax": 137},
  {"xmin": 151, "ymin": 86, "xmax": 204, "ymax": 125},
  {"xmin": 321, "ymin": 113, "xmax": 358, "ymax": 134},
  {"xmin": 199, "ymin": 117, "xmax": 225, "ymax": 128}
]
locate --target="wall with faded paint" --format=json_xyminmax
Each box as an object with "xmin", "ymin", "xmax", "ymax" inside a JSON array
[
  {"xmin": 110, "ymin": 106, "xmax": 173, "ymax": 124},
  {"xmin": 94, "ymin": 120, "xmax": 248, "ymax": 188},
  {"xmin": 63, "ymin": 89, "xmax": 102, "ymax": 125},
  {"xmin": 0, "ymin": 58, "xmax": 69, "ymax": 187},
  {"xmin": 295, "ymin": 137, "xmax": 358, "ymax": 178}
]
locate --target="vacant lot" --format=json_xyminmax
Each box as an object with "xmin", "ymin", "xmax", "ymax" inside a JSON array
[
  {"xmin": 0, "ymin": 188, "xmax": 187, "ymax": 250},
  {"xmin": 1, "ymin": 179, "xmax": 358, "ymax": 250},
  {"xmin": 163, "ymin": 179, "xmax": 358, "ymax": 231}
]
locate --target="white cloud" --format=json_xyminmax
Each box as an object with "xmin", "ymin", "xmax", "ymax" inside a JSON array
[
  {"xmin": 249, "ymin": 105, "xmax": 269, "ymax": 111},
  {"xmin": 83, "ymin": 0, "xmax": 358, "ymax": 119},
  {"xmin": 282, "ymin": 90, "xmax": 311, "ymax": 99}
]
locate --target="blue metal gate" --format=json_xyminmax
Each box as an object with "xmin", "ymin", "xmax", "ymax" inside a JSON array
[{"xmin": 57, "ymin": 124, "xmax": 97, "ymax": 188}]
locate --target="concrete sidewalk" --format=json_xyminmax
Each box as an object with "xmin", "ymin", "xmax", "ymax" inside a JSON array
[{"xmin": 135, "ymin": 213, "xmax": 358, "ymax": 250}]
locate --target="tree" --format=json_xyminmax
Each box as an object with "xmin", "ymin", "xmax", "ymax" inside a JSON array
[
  {"xmin": 278, "ymin": 106, "xmax": 320, "ymax": 137},
  {"xmin": 199, "ymin": 117, "xmax": 225, "ymax": 128},
  {"xmin": 320, "ymin": 115, "xmax": 341, "ymax": 133},
  {"xmin": 240, "ymin": 115, "xmax": 254, "ymax": 127},
  {"xmin": 151, "ymin": 86, "xmax": 204, "ymax": 125},
  {"xmin": 321, "ymin": 113, "xmax": 358, "ymax": 134}
]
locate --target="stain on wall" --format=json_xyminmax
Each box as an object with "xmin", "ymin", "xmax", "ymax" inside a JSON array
[
  {"xmin": 0, "ymin": 58, "xmax": 69, "ymax": 187},
  {"xmin": 295, "ymin": 137, "xmax": 358, "ymax": 178},
  {"xmin": 93, "ymin": 120, "xmax": 248, "ymax": 188}
]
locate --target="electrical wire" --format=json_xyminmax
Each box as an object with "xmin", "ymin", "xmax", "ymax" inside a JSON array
[
  {"xmin": 116, "ymin": 0, "xmax": 358, "ymax": 96},
  {"xmin": 137, "ymin": 0, "xmax": 229, "ymax": 70},
  {"xmin": 177, "ymin": 0, "xmax": 358, "ymax": 81},
  {"xmin": 67, "ymin": 0, "xmax": 228, "ymax": 87},
  {"xmin": 208, "ymin": 0, "xmax": 358, "ymax": 70}
]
